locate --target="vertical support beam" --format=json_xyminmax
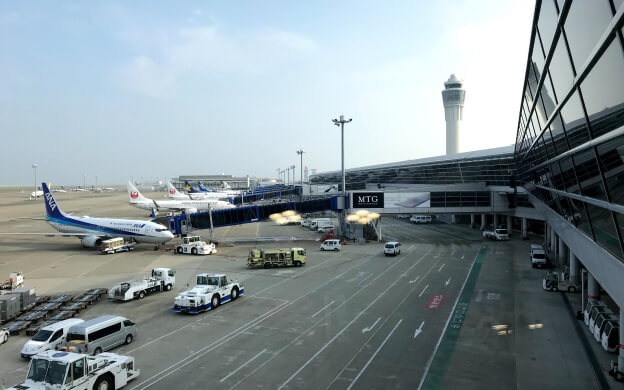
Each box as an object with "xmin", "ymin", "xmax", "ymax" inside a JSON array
[
  {"xmin": 480, "ymin": 214, "xmax": 486, "ymax": 230},
  {"xmin": 619, "ymin": 311, "xmax": 624, "ymax": 376},
  {"xmin": 558, "ymin": 238, "xmax": 567, "ymax": 269},
  {"xmin": 545, "ymin": 222, "xmax": 549, "ymax": 247},
  {"xmin": 521, "ymin": 217, "xmax": 528, "ymax": 240},
  {"xmin": 588, "ymin": 273, "xmax": 600, "ymax": 301},
  {"xmin": 470, "ymin": 213, "xmax": 475, "ymax": 228},
  {"xmin": 493, "ymin": 214, "xmax": 498, "ymax": 228},
  {"xmin": 506, "ymin": 215, "xmax": 512, "ymax": 236},
  {"xmin": 451, "ymin": 214, "xmax": 457, "ymax": 224},
  {"xmin": 569, "ymin": 251, "xmax": 579, "ymax": 283},
  {"xmin": 550, "ymin": 229, "xmax": 557, "ymax": 254}
]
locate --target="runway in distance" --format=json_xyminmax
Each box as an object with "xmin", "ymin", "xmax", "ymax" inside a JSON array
[
  {"xmin": 128, "ymin": 181, "xmax": 235, "ymax": 214},
  {"xmin": 4, "ymin": 183, "xmax": 174, "ymax": 248}
]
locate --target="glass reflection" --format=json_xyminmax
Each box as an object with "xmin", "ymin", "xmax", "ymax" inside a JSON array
[
  {"xmin": 560, "ymin": 92, "xmax": 590, "ymax": 149},
  {"xmin": 597, "ymin": 135, "xmax": 624, "ymax": 205},
  {"xmin": 537, "ymin": 0, "xmax": 559, "ymax": 55},
  {"xmin": 549, "ymin": 38, "xmax": 575, "ymax": 104},
  {"xmin": 580, "ymin": 40, "xmax": 624, "ymax": 139},
  {"xmin": 564, "ymin": 0, "xmax": 612, "ymax": 72},
  {"xmin": 585, "ymin": 204, "xmax": 622, "ymax": 258}
]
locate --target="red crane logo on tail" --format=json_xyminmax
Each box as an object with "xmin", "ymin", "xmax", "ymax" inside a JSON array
[
  {"xmin": 169, "ymin": 188, "xmax": 176, "ymax": 194},
  {"xmin": 130, "ymin": 191, "xmax": 139, "ymax": 199}
]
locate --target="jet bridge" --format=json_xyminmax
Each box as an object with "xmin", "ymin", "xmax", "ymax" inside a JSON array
[
  {"xmin": 168, "ymin": 195, "xmax": 343, "ymax": 235},
  {"xmin": 229, "ymin": 186, "xmax": 299, "ymax": 205}
]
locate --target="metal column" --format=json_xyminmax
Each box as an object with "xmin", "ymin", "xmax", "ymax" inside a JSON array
[
  {"xmin": 470, "ymin": 214, "xmax": 475, "ymax": 228},
  {"xmin": 493, "ymin": 214, "xmax": 498, "ymax": 228},
  {"xmin": 506, "ymin": 215, "xmax": 512, "ymax": 236},
  {"xmin": 588, "ymin": 273, "xmax": 600, "ymax": 301},
  {"xmin": 558, "ymin": 238, "xmax": 567, "ymax": 269},
  {"xmin": 521, "ymin": 217, "xmax": 528, "ymax": 240},
  {"xmin": 480, "ymin": 214, "xmax": 486, "ymax": 230}
]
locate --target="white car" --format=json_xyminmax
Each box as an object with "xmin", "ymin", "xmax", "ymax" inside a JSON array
[
  {"xmin": 318, "ymin": 225, "xmax": 336, "ymax": 233},
  {"xmin": 0, "ymin": 328, "xmax": 8, "ymax": 345},
  {"xmin": 384, "ymin": 241, "xmax": 401, "ymax": 256},
  {"xmin": 320, "ymin": 239, "xmax": 341, "ymax": 251}
]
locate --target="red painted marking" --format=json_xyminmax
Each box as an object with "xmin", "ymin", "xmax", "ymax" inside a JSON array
[
  {"xmin": 169, "ymin": 188, "xmax": 176, "ymax": 194},
  {"xmin": 425, "ymin": 294, "xmax": 446, "ymax": 309},
  {"xmin": 130, "ymin": 191, "xmax": 139, "ymax": 199},
  {"xmin": 588, "ymin": 295, "xmax": 599, "ymax": 300},
  {"xmin": 618, "ymin": 344, "xmax": 624, "ymax": 349}
]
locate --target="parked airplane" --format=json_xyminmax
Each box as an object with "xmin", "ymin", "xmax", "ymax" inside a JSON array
[
  {"xmin": 8, "ymin": 183, "xmax": 174, "ymax": 249},
  {"xmin": 128, "ymin": 181, "xmax": 235, "ymax": 214},
  {"xmin": 166, "ymin": 182, "xmax": 190, "ymax": 200},
  {"xmin": 190, "ymin": 181, "xmax": 240, "ymax": 197},
  {"xmin": 91, "ymin": 185, "xmax": 102, "ymax": 193},
  {"xmin": 53, "ymin": 185, "xmax": 68, "ymax": 193}
]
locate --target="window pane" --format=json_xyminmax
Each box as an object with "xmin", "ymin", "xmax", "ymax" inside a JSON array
[
  {"xmin": 559, "ymin": 156, "xmax": 579, "ymax": 193},
  {"xmin": 531, "ymin": 34, "xmax": 546, "ymax": 76},
  {"xmin": 571, "ymin": 198, "xmax": 592, "ymax": 238},
  {"xmin": 564, "ymin": 0, "xmax": 613, "ymax": 71},
  {"xmin": 596, "ymin": 134, "xmax": 624, "ymax": 205},
  {"xmin": 573, "ymin": 148, "xmax": 606, "ymax": 200},
  {"xmin": 550, "ymin": 112, "xmax": 569, "ymax": 154},
  {"xmin": 586, "ymin": 204, "xmax": 622, "ymax": 258},
  {"xmin": 537, "ymin": 0, "xmax": 559, "ymax": 55},
  {"xmin": 579, "ymin": 40, "xmax": 624, "ymax": 139},
  {"xmin": 549, "ymin": 38, "xmax": 575, "ymax": 104},
  {"xmin": 561, "ymin": 91, "xmax": 590, "ymax": 149}
]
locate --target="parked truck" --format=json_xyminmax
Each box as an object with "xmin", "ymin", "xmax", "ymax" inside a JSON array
[
  {"xmin": 173, "ymin": 273, "xmax": 244, "ymax": 314},
  {"xmin": 174, "ymin": 235, "xmax": 216, "ymax": 255},
  {"xmin": 483, "ymin": 227, "xmax": 509, "ymax": 241},
  {"xmin": 247, "ymin": 248, "xmax": 307, "ymax": 268},
  {"xmin": 7, "ymin": 350, "xmax": 140, "ymax": 390},
  {"xmin": 0, "ymin": 272, "xmax": 24, "ymax": 290},
  {"xmin": 108, "ymin": 268, "xmax": 175, "ymax": 301}
]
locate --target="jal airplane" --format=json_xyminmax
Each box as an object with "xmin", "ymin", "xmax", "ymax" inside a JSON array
[
  {"xmin": 9, "ymin": 183, "xmax": 174, "ymax": 248},
  {"xmin": 128, "ymin": 181, "xmax": 235, "ymax": 213}
]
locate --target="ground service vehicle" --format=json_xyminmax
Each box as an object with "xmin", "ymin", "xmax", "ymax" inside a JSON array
[
  {"xmin": 21, "ymin": 319, "xmax": 85, "ymax": 358},
  {"xmin": 317, "ymin": 225, "xmax": 336, "ymax": 233},
  {"xmin": 248, "ymin": 248, "xmax": 306, "ymax": 268},
  {"xmin": 589, "ymin": 306, "xmax": 613, "ymax": 334},
  {"xmin": 384, "ymin": 242, "xmax": 402, "ymax": 256},
  {"xmin": 108, "ymin": 268, "xmax": 175, "ymax": 301},
  {"xmin": 1, "ymin": 328, "xmax": 8, "ymax": 344},
  {"xmin": 310, "ymin": 218, "xmax": 331, "ymax": 230},
  {"xmin": 300, "ymin": 219, "xmax": 311, "ymax": 227},
  {"xmin": 584, "ymin": 300, "xmax": 607, "ymax": 325},
  {"xmin": 602, "ymin": 320, "xmax": 620, "ymax": 352},
  {"xmin": 63, "ymin": 316, "xmax": 137, "ymax": 355},
  {"xmin": 483, "ymin": 228, "xmax": 509, "ymax": 241},
  {"xmin": 174, "ymin": 235, "xmax": 216, "ymax": 255},
  {"xmin": 100, "ymin": 238, "xmax": 134, "ymax": 254},
  {"xmin": 594, "ymin": 313, "xmax": 618, "ymax": 342},
  {"xmin": 8, "ymin": 350, "xmax": 140, "ymax": 390},
  {"xmin": 530, "ymin": 244, "xmax": 547, "ymax": 268},
  {"xmin": 410, "ymin": 215, "xmax": 432, "ymax": 223},
  {"xmin": 542, "ymin": 267, "xmax": 579, "ymax": 292},
  {"xmin": 173, "ymin": 273, "xmax": 244, "ymax": 314},
  {"xmin": 320, "ymin": 239, "xmax": 341, "ymax": 251},
  {"xmin": 0, "ymin": 272, "xmax": 24, "ymax": 290}
]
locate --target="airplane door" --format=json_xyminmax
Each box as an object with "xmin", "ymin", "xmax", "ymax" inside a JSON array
[{"xmin": 145, "ymin": 226, "xmax": 151, "ymax": 236}]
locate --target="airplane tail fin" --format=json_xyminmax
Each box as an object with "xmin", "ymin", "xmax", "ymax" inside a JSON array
[
  {"xmin": 222, "ymin": 181, "xmax": 232, "ymax": 189},
  {"xmin": 42, "ymin": 182, "xmax": 65, "ymax": 219},
  {"xmin": 127, "ymin": 181, "xmax": 148, "ymax": 203},
  {"xmin": 198, "ymin": 181, "xmax": 209, "ymax": 192},
  {"xmin": 167, "ymin": 182, "xmax": 184, "ymax": 199}
]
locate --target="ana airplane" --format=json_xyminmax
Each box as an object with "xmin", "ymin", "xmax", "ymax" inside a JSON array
[
  {"xmin": 8, "ymin": 183, "xmax": 174, "ymax": 249},
  {"xmin": 189, "ymin": 181, "xmax": 240, "ymax": 198},
  {"xmin": 169, "ymin": 182, "xmax": 228, "ymax": 201},
  {"xmin": 128, "ymin": 181, "xmax": 235, "ymax": 214}
]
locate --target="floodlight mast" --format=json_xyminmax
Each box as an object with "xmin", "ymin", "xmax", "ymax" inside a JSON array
[{"xmin": 332, "ymin": 114, "xmax": 352, "ymax": 240}]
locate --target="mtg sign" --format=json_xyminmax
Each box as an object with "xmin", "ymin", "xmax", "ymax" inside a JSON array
[{"xmin": 352, "ymin": 192, "xmax": 384, "ymax": 208}]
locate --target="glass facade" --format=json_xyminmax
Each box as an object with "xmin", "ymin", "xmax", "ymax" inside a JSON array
[{"xmin": 515, "ymin": 0, "xmax": 624, "ymax": 260}]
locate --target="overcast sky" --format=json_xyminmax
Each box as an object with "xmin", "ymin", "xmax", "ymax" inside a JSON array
[{"xmin": 0, "ymin": 1, "xmax": 534, "ymax": 186}]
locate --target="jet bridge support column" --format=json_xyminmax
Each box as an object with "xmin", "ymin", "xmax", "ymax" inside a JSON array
[
  {"xmin": 558, "ymin": 238, "xmax": 568, "ymax": 268},
  {"xmin": 493, "ymin": 214, "xmax": 498, "ymax": 228},
  {"xmin": 480, "ymin": 214, "xmax": 486, "ymax": 230},
  {"xmin": 569, "ymin": 251, "xmax": 579, "ymax": 284},
  {"xmin": 470, "ymin": 214, "xmax": 475, "ymax": 228},
  {"xmin": 619, "ymin": 311, "xmax": 624, "ymax": 377},
  {"xmin": 506, "ymin": 215, "xmax": 512, "ymax": 237},
  {"xmin": 588, "ymin": 273, "xmax": 600, "ymax": 301},
  {"xmin": 521, "ymin": 217, "xmax": 528, "ymax": 240}
]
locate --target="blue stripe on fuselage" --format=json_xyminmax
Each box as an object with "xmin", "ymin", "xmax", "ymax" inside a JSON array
[{"xmin": 47, "ymin": 215, "xmax": 143, "ymax": 237}]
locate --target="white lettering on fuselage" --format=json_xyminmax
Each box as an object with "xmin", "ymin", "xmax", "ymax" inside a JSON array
[{"xmin": 45, "ymin": 193, "xmax": 57, "ymax": 212}]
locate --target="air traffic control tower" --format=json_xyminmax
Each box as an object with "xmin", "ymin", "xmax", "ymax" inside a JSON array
[{"xmin": 441, "ymin": 74, "xmax": 466, "ymax": 155}]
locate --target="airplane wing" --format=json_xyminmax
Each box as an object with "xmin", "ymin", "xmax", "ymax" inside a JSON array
[{"xmin": 10, "ymin": 217, "xmax": 47, "ymax": 221}]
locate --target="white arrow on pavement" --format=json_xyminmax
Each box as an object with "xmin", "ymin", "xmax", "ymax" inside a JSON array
[
  {"xmin": 461, "ymin": 255, "xmax": 465, "ymax": 260},
  {"xmin": 414, "ymin": 321, "xmax": 425, "ymax": 338},
  {"xmin": 362, "ymin": 317, "xmax": 381, "ymax": 334},
  {"xmin": 409, "ymin": 276, "xmax": 420, "ymax": 284},
  {"xmin": 445, "ymin": 277, "xmax": 451, "ymax": 286}
]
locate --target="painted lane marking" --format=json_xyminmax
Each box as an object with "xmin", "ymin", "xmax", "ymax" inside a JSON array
[
  {"xmin": 445, "ymin": 277, "xmax": 451, "ymax": 287},
  {"xmin": 362, "ymin": 317, "xmax": 381, "ymax": 334},
  {"xmin": 220, "ymin": 349, "xmax": 267, "ymax": 383},
  {"xmin": 414, "ymin": 321, "xmax": 425, "ymax": 338},
  {"xmin": 311, "ymin": 301, "xmax": 336, "ymax": 318},
  {"xmin": 358, "ymin": 273, "xmax": 373, "ymax": 286},
  {"xmin": 438, "ymin": 264, "xmax": 445, "ymax": 272},
  {"xmin": 409, "ymin": 276, "xmax": 421, "ymax": 284},
  {"xmin": 419, "ymin": 284, "xmax": 430, "ymax": 297},
  {"xmin": 460, "ymin": 254, "xmax": 465, "ymax": 260},
  {"xmin": 451, "ymin": 249, "xmax": 457, "ymax": 256},
  {"xmin": 346, "ymin": 319, "xmax": 403, "ymax": 390},
  {"xmin": 475, "ymin": 289, "xmax": 484, "ymax": 303}
]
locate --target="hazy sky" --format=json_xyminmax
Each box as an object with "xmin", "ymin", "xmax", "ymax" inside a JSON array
[{"xmin": 0, "ymin": 1, "xmax": 534, "ymax": 186}]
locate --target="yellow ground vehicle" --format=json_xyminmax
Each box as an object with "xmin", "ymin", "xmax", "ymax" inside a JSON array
[{"xmin": 247, "ymin": 248, "xmax": 306, "ymax": 268}]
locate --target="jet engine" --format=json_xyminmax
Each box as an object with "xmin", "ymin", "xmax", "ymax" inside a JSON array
[{"xmin": 81, "ymin": 235, "xmax": 103, "ymax": 248}]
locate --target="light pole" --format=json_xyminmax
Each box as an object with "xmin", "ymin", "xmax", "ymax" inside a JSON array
[
  {"xmin": 276, "ymin": 168, "xmax": 280, "ymax": 184},
  {"xmin": 290, "ymin": 165, "xmax": 295, "ymax": 187},
  {"xmin": 83, "ymin": 174, "xmax": 86, "ymax": 192},
  {"xmin": 32, "ymin": 164, "xmax": 38, "ymax": 199},
  {"xmin": 333, "ymin": 114, "xmax": 352, "ymax": 240},
  {"xmin": 296, "ymin": 150, "xmax": 305, "ymax": 187}
]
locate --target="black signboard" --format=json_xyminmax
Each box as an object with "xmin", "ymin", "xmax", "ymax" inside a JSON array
[{"xmin": 352, "ymin": 192, "xmax": 384, "ymax": 208}]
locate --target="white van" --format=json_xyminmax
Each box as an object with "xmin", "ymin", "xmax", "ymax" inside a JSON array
[
  {"xmin": 320, "ymin": 239, "xmax": 341, "ymax": 251},
  {"xmin": 21, "ymin": 318, "xmax": 84, "ymax": 358},
  {"xmin": 530, "ymin": 244, "xmax": 547, "ymax": 268},
  {"xmin": 410, "ymin": 215, "xmax": 432, "ymax": 224},
  {"xmin": 311, "ymin": 218, "xmax": 331, "ymax": 230},
  {"xmin": 384, "ymin": 242, "xmax": 401, "ymax": 256},
  {"xmin": 63, "ymin": 315, "xmax": 136, "ymax": 355}
]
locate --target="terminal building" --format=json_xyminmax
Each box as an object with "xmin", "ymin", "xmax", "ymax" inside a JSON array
[
  {"xmin": 171, "ymin": 175, "xmax": 274, "ymax": 190},
  {"xmin": 311, "ymin": 0, "xmax": 624, "ymax": 370}
]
